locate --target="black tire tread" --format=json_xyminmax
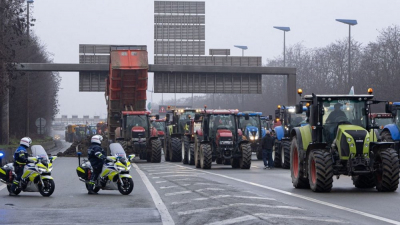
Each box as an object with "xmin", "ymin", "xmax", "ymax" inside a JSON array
[
  {"xmin": 274, "ymin": 142, "xmax": 282, "ymax": 168},
  {"xmin": 308, "ymin": 150, "xmax": 333, "ymax": 192},
  {"xmin": 189, "ymin": 143, "xmax": 195, "ymax": 165},
  {"xmin": 183, "ymin": 136, "xmax": 189, "ymax": 164},
  {"xmin": 170, "ymin": 138, "xmax": 182, "ymax": 162},
  {"xmin": 240, "ymin": 143, "xmax": 252, "ymax": 169},
  {"xmin": 200, "ymin": 144, "xmax": 212, "ymax": 169},
  {"xmin": 151, "ymin": 139, "xmax": 162, "ymax": 163},
  {"xmin": 290, "ymin": 137, "xmax": 310, "ymax": 189},
  {"xmin": 352, "ymin": 174, "xmax": 376, "ymax": 188},
  {"xmin": 376, "ymin": 148, "xmax": 399, "ymax": 192},
  {"xmin": 282, "ymin": 141, "xmax": 291, "ymax": 169}
]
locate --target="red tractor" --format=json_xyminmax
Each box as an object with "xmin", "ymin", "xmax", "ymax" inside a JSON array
[
  {"xmin": 194, "ymin": 109, "xmax": 252, "ymax": 169},
  {"xmin": 115, "ymin": 111, "xmax": 161, "ymax": 163},
  {"xmin": 151, "ymin": 116, "xmax": 168, "ymax": 155}
]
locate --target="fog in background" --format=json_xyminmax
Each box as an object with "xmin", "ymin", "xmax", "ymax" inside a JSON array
[{"xmin": 31, "ymin": 0, "xmax": 400, "ymax": 117}]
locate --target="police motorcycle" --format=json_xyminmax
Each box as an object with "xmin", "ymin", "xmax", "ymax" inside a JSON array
[
  {"xmin": 76, "ymin": 143, "xmax": 135, "ymax": 195},
  {"xmin": 0, "ymin": 145, "xmax": 57, "ymax": 197}
]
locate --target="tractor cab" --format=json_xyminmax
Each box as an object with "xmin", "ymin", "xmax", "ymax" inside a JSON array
[
  {"xmin": 121, "ymin": 111, "xmax": 155, "ymax": 142},
  {"xmin": 260, "ymin": 115, "xmax": 273, "ymax": 132}
]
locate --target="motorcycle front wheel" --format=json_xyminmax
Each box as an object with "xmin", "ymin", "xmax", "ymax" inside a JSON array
[
  {"xmin": 7, "ymin": 185, "xmax": 21, "ymax": 195},
  {"xmin": 39, "ymin": 179, "xmax": 55, "ymax": 197},
  {"xmin": 118, "ymin": 177, "xmax": 134, "ymax": 195}
]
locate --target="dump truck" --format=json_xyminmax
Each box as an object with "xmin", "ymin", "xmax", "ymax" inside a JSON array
[
  {"xmin": 65, "ymin": 125, "xmax": 77, "ymax": 142},
  {"xmin": 106, "ymin": 46, "xmax": 161, "ymax": 163},
  {"xmin": 290, "ymin": 89, "xmax": 398, "ymax": 192}
]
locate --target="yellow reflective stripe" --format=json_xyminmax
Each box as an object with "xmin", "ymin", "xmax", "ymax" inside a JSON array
[
  {"xmin": 77, "ymin": 167, "xmax": 85, "ymax": 173},
  {"xmin": 0, "ymin": 169, "xmax": 5, "ymax": 175},
  {"xmin": 16, "ymin": 161, "xmax": 26, "ymax": 165}
]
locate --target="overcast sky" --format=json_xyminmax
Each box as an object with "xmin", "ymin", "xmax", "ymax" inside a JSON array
[{"xmin": 31, "ymin": 0, "xmax": 400, "ymax": 118}]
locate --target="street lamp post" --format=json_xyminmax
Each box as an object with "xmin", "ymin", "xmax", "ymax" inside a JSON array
[
  {"xmin": 234, "ymin": 45, "xmax": 248, "ymax": 110},
  {"xmin": 234, "ymin": 45, "xmax": 248, "ymax": 57},
  {"xmin": 336, "ymin": 19, "xmax": 357, "ymax": 88},
  {"xmin": 273, "ymin": 26, "xmax": 290, "ymax": 67},
  {"xmin": 26, "ymin": 0, "xmax": 33, "ymax": 136}
]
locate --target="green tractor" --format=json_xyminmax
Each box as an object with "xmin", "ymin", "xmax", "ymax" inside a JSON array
[
  {"xmin": 165, "ymin": 108, "xmax": 202, "ymax": 162},
  {"xmin": 290, "ymin": 91, "xmax": 399, "ymax": 192}
]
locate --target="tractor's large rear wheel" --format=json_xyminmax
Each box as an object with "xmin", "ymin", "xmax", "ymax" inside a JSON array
[
  {"xmin": 165, "ymin": 138, "xmax": 170, "ymax": 162},
  {"xmin": 273, "ymin": 143, "xmax": 282, "ymax": 168},
  {"xmin": 381, "ymin": 131, "xmax": 394, "ymax": 142},
  {"xmin": 195, "ymin": 141, "xmax": 201, "ymax": 168},
  {"xmin": 200, "ymin": 144, "xmax": 212, "ymax": 169},
  {"xmin": 352, "ymin": 174, "xmax": 376, "ymax": 188},
  {"xmin": 182, "ymin": 136, "xmax": 189, "ymax": 164},
  {"xmin": 290, "ymin": 137, "xmax": 310, "ymax": 189},
  {"xmin": 308, "ymin": 150, "xmax": 333, "ymax": 192},
  {"xmin": 375, "ymin": 148, "xmax": 399, "ymax": 192},
  {"xmin": 188, "ymin": 143, "xmax": 195, "ymax": 165},
  {"xmin": 170, "ymin": 138, "xmax": 182, "ymax": 162},
  {"xmin": 150, "ymin": 139, "xmax": 162, "ymax": 163},
  {"xmin": 240, "ymin": 143, "xmax": 252, "ymax": 169},
  {"xmin": 281, "ymin": 141, "xmax": 291, "ymax": 169}
]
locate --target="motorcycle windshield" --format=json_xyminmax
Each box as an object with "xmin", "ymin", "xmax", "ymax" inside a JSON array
[
  {"xmin": 110, "ymin": 143, "xmax": 127, "ymax": 158},
  {"xmin": 31, "ymin": 145, "xmax": 49, "ymax": 162}
]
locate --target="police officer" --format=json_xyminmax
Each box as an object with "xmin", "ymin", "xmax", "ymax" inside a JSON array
[
  {"xmin": 10, "ymin": 137, "xmax": 32, "ymax": 195},
  {"xmin": 87, "ymin": 135, "xmax": 106, "ymax": 195}
]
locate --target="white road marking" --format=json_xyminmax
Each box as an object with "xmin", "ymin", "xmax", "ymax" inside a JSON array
[
  {"xmin": 146, "ymin": 168, "xmax": 191, "ymax": 172},
  {"xmin": 160, "ymin": 186, "xmax": 177, "ymax": 189},
  {"xmin": 177, "ymin": 203, "xmax": 302, "ymax": 216},
  {"xmin": 171, "ymin": 195, "xmax": 276, "ymax": 205},
  {"xmin": 150, "ymin": 171, "xmax": 202, "ymax": 175},
  {"xmin": 165, "ymin": 191, "xmax": 192, "ymax": 196},
  {"xmin": 173, "ymin": 178, "xmax": 192, "ymax": 181},
  {"xmin": 251, "ymin": 166, "xmax": 259, "ymax": 168},
  {"xmin": 205, "ymin": 215, "xmax": 257, "ymax": 225},
  {"xmin": 152, "ymin": 177, "xmax": 160, "ymax": 179},
  {"xmin": 171, "ymin": 163, "xmax": 400, "ymax": 225},
  {"xmin": 156, "ymin": 181, "xmax": 168, "ymax": 184},
  {"xmin": 133, "ymin": 163, "xmax": 175, "ymax": 225},
  {"xmin": 195, "ymin": 188, "xmax": 225, "ymax": 192},
  {"xmin": 255, "ymin": 213, "xmax": 345, "ymax": 223},
  {"xmin": 161, "ymin": 174, "xmax": 200, "ymax": 178}
]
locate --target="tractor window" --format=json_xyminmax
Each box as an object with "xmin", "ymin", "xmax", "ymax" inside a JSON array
[
  {"xmin": 210, "ymin": 114, "xmax": 235, "ymax": 135},
  {"xmin": 322, "ymin": 99, "xmax": 367, "ymax": 144},
  {"xmin": 288, "ymin": 111, "xmax": 307, "ymax": 127},
  {"xmin": 152, "ymin": 121, "xmax": 165, "ymax": 131},
  {"xmin": 180, "ymin": 111, "xmax": 195, "ymax": 120},
  {"xmin": 127, "ymin": 115, "xmax": 149, "ymax": 131},
  {"xmin": 239, "ymin": 116, "xmax": 259, "ymax": 129}
]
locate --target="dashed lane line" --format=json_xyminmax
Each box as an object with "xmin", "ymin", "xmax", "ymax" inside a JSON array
[
  {"xmin": 170, "ymin": 163, "xmax": 400, "ymax": 225},
  {"xmin": 195, "ymin": 188, "xmax": 225, "ymax": 192},
  {"xmin": 177, "ymin": 203, "xmax": 303, "ymax": 216},
  {"xmin": 165, "ymin": 191, "xmax": 192, "ymax": 196},
  {"xmin": 133, "ymin": 163, "xmax": 175, "ymax": 225},
  {"xmin": 160, "ymin": 186, "xmax": 177, "ymax": 189},
  {"xmin": 161, "ymin": 174, "xmax": 200, "ymax": 178},
  {"xmin": 171, "ymin": 195, "xmax": 275, "ymax": 205},
  {"xmin": 173, "ymin": 178, "xmax": 193, "ymax": 181},
  {"xmin": 149, "ymin": 171, "xmax": 203, "ymax": 175},
  {"xmin": 255, "ymin": 213, "xmax": 346, "ymax": 223},
  {"xmin": 156, "ymin": 181, "xmax": 168, "ymax": 184}
]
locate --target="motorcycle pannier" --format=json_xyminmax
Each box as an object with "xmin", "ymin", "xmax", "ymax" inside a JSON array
[
  {"xmin": 0, "ymin": 167, "xmax": 11, "ymax": 182},
  {"xmin": 76, "ymin": 166, "xmax": 89, "ymax": 179}
]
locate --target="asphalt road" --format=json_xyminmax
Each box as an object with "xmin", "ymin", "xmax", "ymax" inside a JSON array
[{"xmin": 1, "ymin": 154, "xmax": 400, "ymax": 225}]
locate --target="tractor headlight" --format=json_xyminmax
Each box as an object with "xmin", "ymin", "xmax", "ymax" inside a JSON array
[
  {"xmin": 365, "ymin": 144, "xmax": 368, "ymax": 148},
  {"xmin": 366, "ymin": 138, "xmax": 370, "ymax": 142},
  {"xmin": 220, "ymin": 141, "xmax": 233, "ymax": 145},
  {"xmin": 350, "ymin": 144, "xmax": 354, "ymax": 148},
  {"xmin": 347, "ymin": 138, "xmax": 352, "ymax": 142},
  {"xmin": 140, "ymin": 138, "xmax": 146, "ymax": 142},
  {"xmin": 132, "ymin": 138, "xmax": 139, "ymax": 141},
  {"xmin": 285, "ymin": 126, "xmax": 289, "ymax": 131}
]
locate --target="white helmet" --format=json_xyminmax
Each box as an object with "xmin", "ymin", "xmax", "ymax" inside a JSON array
[
  {"xmin": 20, "ymin": 137, "xmax": 32, "ymax": 148},
  {"xmin": 91, "ymin": 135, "xmax": 103, "ymax": 145}
]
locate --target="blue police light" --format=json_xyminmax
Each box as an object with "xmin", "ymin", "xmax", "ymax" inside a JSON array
[
  {"xmin": 0, "ymin": 151, "xmax": 4, "ymax": 158},
  {"xmin": 77, "ymin": 152, "xmax": 82, "ymax": 156}
]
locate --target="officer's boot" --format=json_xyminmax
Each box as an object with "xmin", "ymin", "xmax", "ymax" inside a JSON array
[
  {"xmin": 9, "ymin": 180, "xmax": 19, "ymax": 196},
  {"xmin": 87, "ymin": 181, "xmax": 98, "ymax": 195}
]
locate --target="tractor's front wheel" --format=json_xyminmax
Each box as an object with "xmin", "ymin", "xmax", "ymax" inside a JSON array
[
  {"xmin": 240, "ymin": 143, "xmax": 252, "ymax": 169},
  {"xmin": 308, "ymin": 150, "xmax": 333, "ymax": 192},
  {"xmin": 200, "ymin": 144, "xmax": 212, "ymax": 169},
  {"xmin": 188, "ymin": 143, "xmax": 195, "ymax": 165},
  {"xmin": 375, "ymin": 148, "xmax": 399, "ymax": 192},
  {"xmin": 182, "ymin": 136, "xmax": 189, "ymax": 164},
  {"xmin": 170, "ymin": 138, "xmax": 182, "ymax": 162},
  {"xmin": 281, "ymin": 141, "xmax": 291, "ymax": 169},
  {"xmin": 195, "ymin": 141, "xmax": 201, "ymax": 168},
  {"xmin": 150, "ymin": 139, "xmax": 162, "ymax": 163},
  {"xmin": 273, "ymin": 143, "xmax": 282, "ymax": 168},
  {"xmin": 290, "ymin": 137, "xmax": 310, "ymax": 189},
  {"xmin": 381, "ymin": 131, "xmax": 394, "ymax": 142},
  {"xmin": 164, "ymin": 137, "xmax": 171, "ymax": 162}
]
